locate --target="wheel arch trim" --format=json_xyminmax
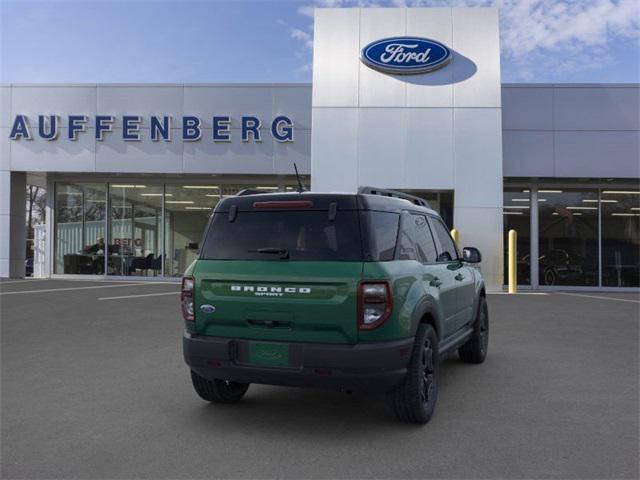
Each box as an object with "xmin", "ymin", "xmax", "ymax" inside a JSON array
[{"xmin": 411, "ymin": 300, "xmax": 444, "ymax": 341}]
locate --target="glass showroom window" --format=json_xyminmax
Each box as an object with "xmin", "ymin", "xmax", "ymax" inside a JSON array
[
  {"xmin": 503, "ymin": 188, "xmax": 531, "ymax": 285},
  {"xmin": 538, "ymin": 189, "xmax": 598, "ymax": 286},
  {"xmin": 108, "ymin": 184, "xmax": 162, "ymax": 276},
  {"xmin": 164, "ymin": 184, "xmax": 221, "ymax": 277},
  {"xmin": 163, "ymin": 183, "xmax": 292, "ymax": 276},
  {"xmin": 54, "ymin": 183, "xmax": 107, "ymax": 274},
  {"xmin": 601, "ymin": 189, "xmax": 640, "ymax": 287}
]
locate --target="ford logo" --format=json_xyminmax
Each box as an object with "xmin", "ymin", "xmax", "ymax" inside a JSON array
[
  {"xmin": 361, "ymin": 37, "xmax": 452, "ymax": 75},
  {"xmin": 200, "ymin": 304, "xmax": 216, "ymax": 314}
]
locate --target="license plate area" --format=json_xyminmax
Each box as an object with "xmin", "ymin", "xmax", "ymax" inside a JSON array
[{"xmin": 247, "ymin": 342, "xmax": 290, "ymax": 367}]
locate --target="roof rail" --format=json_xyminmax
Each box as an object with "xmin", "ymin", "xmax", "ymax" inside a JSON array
[
  {"xmin": 236, "ymin": 188, "xmax": 279, "ymax": 196},
  {"xmin": 358, "ymin": 186, "xmax": 431, "ymax": 208}
]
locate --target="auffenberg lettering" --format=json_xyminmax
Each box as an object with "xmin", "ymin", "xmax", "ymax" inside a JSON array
[{"xmin": 8, "ymin": 115, "xmax": 295, "ymax": 143}]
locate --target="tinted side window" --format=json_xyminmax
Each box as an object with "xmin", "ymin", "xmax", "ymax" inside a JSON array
[
  {"xmin": 414, "ymin": 215, "xmax": 438, "ymax": 262},
  {"xmin": 397, "ymin": 213, "xmax": 432, "ymax": 262},
  {"xmin": 363, "ymin": 211, "xmax": 399, "ymax": 261},
  {"xmin": 430, "ymin": 217, "xmax": 458, "ymax": 262}
]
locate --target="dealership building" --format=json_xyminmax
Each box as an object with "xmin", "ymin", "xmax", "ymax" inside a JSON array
[{"xmin": 1, "ymin": 7, "xmax": 638, "ymax": 290}]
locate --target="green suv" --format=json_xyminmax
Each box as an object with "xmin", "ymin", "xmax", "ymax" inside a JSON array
[{"xmin": 182, "ymin": 188, "xmax": 488, "ymax": 423}]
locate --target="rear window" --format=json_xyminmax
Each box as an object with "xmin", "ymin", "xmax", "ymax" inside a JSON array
[{"xmin": 201, "ymin": 210, "xmax": 363, "ymax": 261}]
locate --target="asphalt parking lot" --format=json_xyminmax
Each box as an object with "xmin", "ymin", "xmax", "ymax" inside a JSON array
[{"xmin": 1, "ymin": 279, "xmax": 638, "ymax": 479}]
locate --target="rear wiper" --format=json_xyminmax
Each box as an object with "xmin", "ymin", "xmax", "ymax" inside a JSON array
[{"xmin": 249, "ymin": 247, "xmax": 290, "ymax": 259}]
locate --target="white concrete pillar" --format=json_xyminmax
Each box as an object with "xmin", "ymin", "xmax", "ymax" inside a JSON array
[
  {"xmin": 311, "ymin": 7, "xmax": 504, "ymax": 291},
  {"xmin": 0, "ymin": 171, "xmax": 26, "ymax": 278}
]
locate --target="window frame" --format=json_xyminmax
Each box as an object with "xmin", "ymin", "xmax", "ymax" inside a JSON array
[
  {"xmin": 395, "ymin": 211, "xmax": 441, "ymax": 264},
  {"xmin": 428, "ymin": 215, "xmax": 460, "ymax": 263}
]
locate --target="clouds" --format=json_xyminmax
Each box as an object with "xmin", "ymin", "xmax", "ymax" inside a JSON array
[
  {"xmin": 289, "ymin": 0, "xmax": 640, "ymax": 81},
  {"xmin": 278, "ymin": 19, "xmax": 314, "ymax": 74},
  {"xmin": 501, "ymin": 0, "xmax": 640, "ymax": 79},
  {"xmin": 289, "ymin": 27, "xmax": 314, "ymax": 50}
]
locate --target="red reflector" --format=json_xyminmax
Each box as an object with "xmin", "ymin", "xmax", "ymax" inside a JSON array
[{"xmin": 253, "ymin": 200, "xmax": 313, "ymax": 209}]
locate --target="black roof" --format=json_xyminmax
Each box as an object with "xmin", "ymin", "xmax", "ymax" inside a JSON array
[{"xmin": 214, "ymin": 191, "xmax": 438, "ymax": 216}]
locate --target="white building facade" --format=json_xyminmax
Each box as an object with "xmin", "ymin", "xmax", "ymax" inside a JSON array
[
  {"xmin": 1, "ymin": 7, "xmax": 638, "ymax": 290},
  {"xmin": 311, "ymin": 8, "xmax": 504, "ymax": 288}
]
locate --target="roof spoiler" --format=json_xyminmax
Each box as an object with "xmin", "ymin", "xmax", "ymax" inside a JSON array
[
  {"xmin": 236, "ymin": 188, "xmax": 278, "ymax": 196},
  {"xmin": 358, "ymin": 186, "xmax": 431, "ymax": 208}
]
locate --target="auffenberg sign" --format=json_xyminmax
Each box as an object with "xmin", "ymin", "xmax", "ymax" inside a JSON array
[{"xmin": 8, "ymin": 114, "xmax": 295, "ymax": 142}]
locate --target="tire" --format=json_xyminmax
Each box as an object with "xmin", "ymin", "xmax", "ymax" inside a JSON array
[
  {"xmin": 190, "ymin": 370, "xmax": 249, "ymax": 404},
  {"xmin": 458, "ymin": 296, "xmax": 489, "ymax": 364},
  {"xmin": 387, "ymin": 324, "xmax": 439, "ymax": 424}
]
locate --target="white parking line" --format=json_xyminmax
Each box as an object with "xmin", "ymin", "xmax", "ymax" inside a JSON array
[
  {"xmin": 556, "ymin": 292, "xmax": 640, "ymax": 304},
  {"xmin": 98, "ymin": 291, "xmax": 180, "ymax": 301},
  {"xmin": 488, "ymin": 292, "xmax": 549, "ymax": 295},
  {"xmin": 0, "ymin": 279, "xmax": 48, "ymax": 285},
  {"xmin": 0, "ymin": 283, "xmax": 160, "ymax": 296}
]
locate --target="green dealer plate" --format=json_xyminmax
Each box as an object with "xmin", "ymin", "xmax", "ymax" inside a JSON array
[{"xmin": 247, "ymin": 342, "xmax": 289, "ymax": 367}]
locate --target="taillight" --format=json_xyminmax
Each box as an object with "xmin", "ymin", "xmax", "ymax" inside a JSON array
[
  {"xmin": 358, "ymin": 281, "xmax": 393, "ymax": 330},
  {"xmin": 181, "ymin": 276, "xmax": 195, "ymax": 322}
]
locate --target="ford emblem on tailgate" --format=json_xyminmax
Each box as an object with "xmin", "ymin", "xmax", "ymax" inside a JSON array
[
  {"xmin": 361, "ymin": 36, "xmax": 452, "ymax": 75},
  {"xmin": 200, "ymin": 304, "xmax": 216, "ymax": 314}
]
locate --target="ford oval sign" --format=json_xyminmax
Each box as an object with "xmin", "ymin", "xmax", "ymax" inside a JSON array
[{"xmin": 361, "ymin": 37, "xmax": 452, "ymax": 75}]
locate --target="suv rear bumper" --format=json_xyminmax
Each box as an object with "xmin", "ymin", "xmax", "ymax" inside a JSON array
[{"xmin": 183, "ymin": 333, "xmax": 413, "ymax": 393}]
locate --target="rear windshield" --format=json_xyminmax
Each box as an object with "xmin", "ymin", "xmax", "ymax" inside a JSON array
[{"xmin": 200, "ymin": 210, "xmax": 363, "ymax": 261}]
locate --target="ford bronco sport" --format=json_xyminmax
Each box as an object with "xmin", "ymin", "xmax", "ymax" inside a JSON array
[{"xmin": 182, "ymin": 187, "xmax": 488, "ymax": 423}]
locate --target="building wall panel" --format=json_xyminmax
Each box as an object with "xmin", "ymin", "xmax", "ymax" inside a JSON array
[
  {"xmin": 553, "ymin": 87, "xmax": 640, "ymax": 131},
  {"xmin": 96, "ymin": 86, "xmax": 184, "ymax": 129},
  {"xmin": 96, "ymin": 128, "xmax": 183, "ymax": 173},
  {"xmin": 11, "ymin": 86, "xmax": 97, "ymax": 127},
  {"xmin": 310, "ymin": 108, "xmax": 359, "ymax": 192},
  {"xmin": 312, "ymin": 9, "xmax": 360, "ymax": 108},
  {"xmin": 11, "ymin": 128, "xmax": 96, "ymax": 172},
  {"xmin": 502, "ymin": 131, "xmax": 554, "ymax": 177},
  {"xmin": 403, "ymin": 108, "xmax": 454, "ymax": 189},
  {"xmin": 501, "ymin": 86, "xmax": 553, "ymax": 131},
  {"xmin": 358, "ymin": 8, "xmax": 406, "ymax": 107},
  {"xmin": 405, "ymin": 8, "xmax": 453, "ymax": 108},
  {"xmin": 452, "ymin": 8, "xmax": 501, "ymax": 108},
  {"xmin": 554, "ymin": 131, "xmax": 640, "ymax": 178}
]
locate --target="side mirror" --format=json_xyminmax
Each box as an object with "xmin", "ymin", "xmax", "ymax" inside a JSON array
[{"xmin": 463, "ymin": 247, "xmax": 482, "ymax": 263}]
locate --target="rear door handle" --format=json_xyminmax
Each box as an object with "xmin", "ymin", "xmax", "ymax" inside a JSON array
[
  {"xmin": 455, "ymin": 273, "xmax": 465, "ymax": 281},
  {"xmin": 430, "ymin": 277, "xmax": 442, "ymax": 287}
]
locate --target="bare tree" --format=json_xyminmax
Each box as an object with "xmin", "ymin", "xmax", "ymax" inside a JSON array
[{"xmin": 26, "ymin": 185, "xmax": 46, "ymax": 243}]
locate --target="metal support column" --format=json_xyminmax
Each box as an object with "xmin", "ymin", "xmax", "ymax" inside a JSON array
[
  {"xmin": 104, "ymin": 184, "xmax": 110, "ymax": 276},
  {"xmin": 161, "ymin": 183, "xmax": 165, "ymax": 278},
  {"xmin": 598, "ymin": 188, "xmax": 602, "ymax": 287},
  {"xmin": 530, "ymin": 184, "xmax": 539, "ymax": 289}
]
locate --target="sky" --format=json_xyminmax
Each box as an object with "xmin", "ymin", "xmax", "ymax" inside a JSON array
[{"xmin": 1, "ymin": 0, "xmax": 639, "ymax": 84}]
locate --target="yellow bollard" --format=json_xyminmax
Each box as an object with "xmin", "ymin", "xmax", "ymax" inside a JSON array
[
  {"xmin": 450, "ymin": 228, "xmax": 459, "ymax": 248},
  {"xmin": 508, "ymin": 229, "xmax": 517, "ymax": 293}
]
